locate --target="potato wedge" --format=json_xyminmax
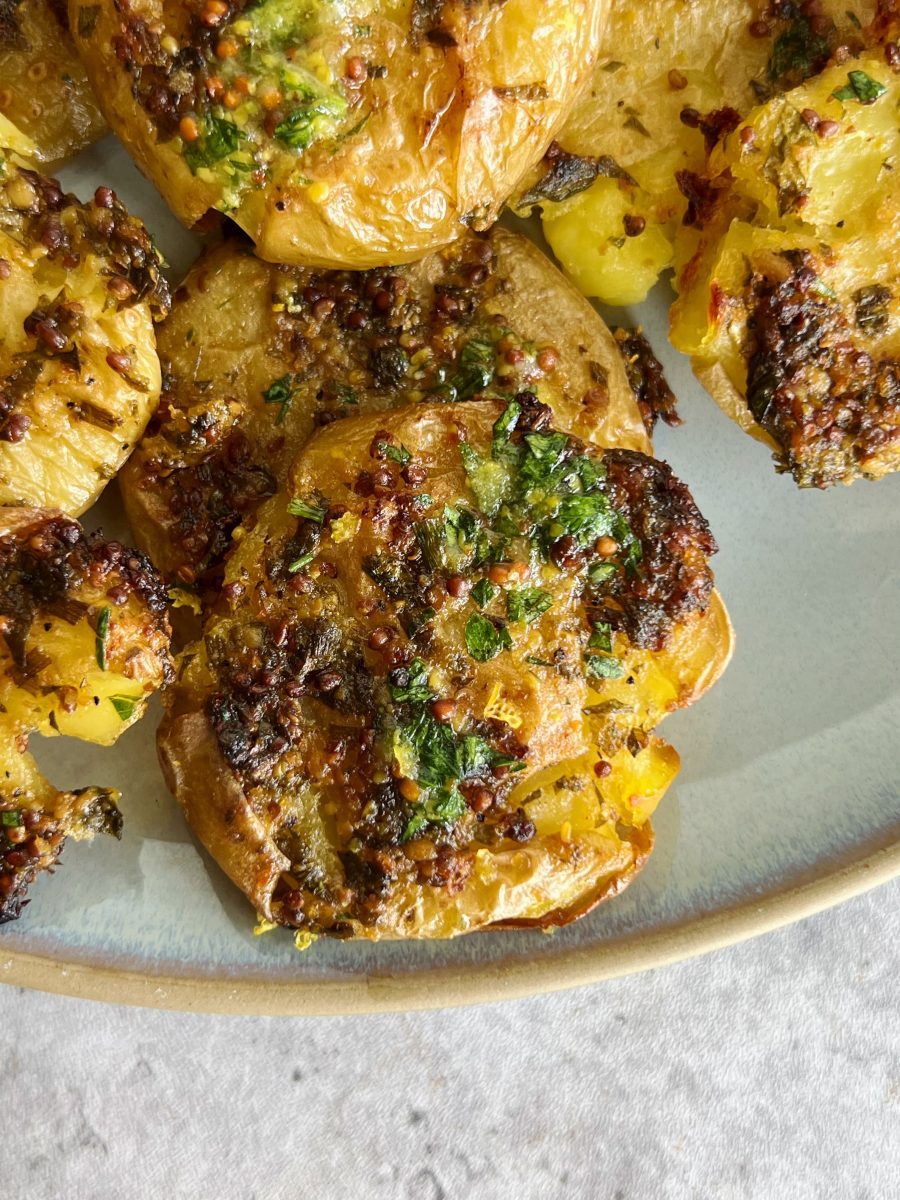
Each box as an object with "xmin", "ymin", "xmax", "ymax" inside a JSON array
[
  {"xmin": 670, "ymin": 55, "xmax": 900, "ymax": 486},
  {"xmin": 0, "ymin": 0, "xmax": 106, "ymax": 166},
  {"xmin": 520, "ymin": 0, "xmax": 874, "ymax": 306},
  {"xmin": 0, "ymin": 507, "xmax": 173, "ymax": 920},
  {"xmin": 0, "ymin": 147, "xmax": 170, "ymax": 514},
  {"xmin": 120, "ymin": 227, "xmax": 649, "ymax": 583},
  {"xmin": 69, "ymin": 0, "xmax": 605, "ymax": 268},
  {"xmin": 159, "ymin": 402, "xmax": 732, "ymax": 940}
]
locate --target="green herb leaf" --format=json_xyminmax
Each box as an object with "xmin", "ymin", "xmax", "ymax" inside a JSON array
[
  {"xmin": 1, "ymin": 811, "xmax": 21, "ymax": 827},
  {"xmin": 471, "ymin": 578, "xmax": 497, "ymax": 609},
  {"xmin": 402, "ymin": 789, "xmax": 466, "ymax": 842},
  {"xmin": 525, "ymin": 655, "xmax": 555, "ymax": 667},
  {"xmin": 95, "ymin": 607, "xmax": 110, "ymax": 671},
  {"xmin": 183, "ymin": 114, "xmax": 241, "ymax": 173},
  {"xmin": 377, "ymin": 441, "xmax": 412, "ymax": 465},
  {"xmin": 506, "ymin": 587, "xmax": 553, "ymax": 624},
  {"xmin": 110, "ymin": 695, "xmax": 139, "ymax": 721},
  {"xmin": 832, "ymin": 70, "xmax": 886, "ymax": 104},
  {"xmin": 288, "ymin": 498, "xmax": 326, "ymax": 522},
  {"xmin": 288, "ymin": 553, "xmax": 314, "ymax": 574},
  {"xmin": 588, "ymin": 561, "xmax": 618, "ymax": 586},
  {"xmin": 388, "ymin": 658, "xmax": 434, "ymax": 704},
  {"xmin": 262, "ymin": 373, "xmax": 295, "ymax": 424},
  {"xmin": 465, "ymin": 613, "xmax": 510, "ymax": 662},
  {"xmin": 491, "ymin": 398, "xmax": 521, "ymax": 462},
  {"xmin": 585, "ymin": 653, "xmax": 625, "ymax": 680},
  {"xmin": 588, "ymin": 620, "xmax": 613, "ymax": 652}
]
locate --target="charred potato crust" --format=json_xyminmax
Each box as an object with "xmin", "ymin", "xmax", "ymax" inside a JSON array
[
  {"xmin": 121, "ymin": 227, "xmax": 649, "ymax": 584},
  {"xmin": 70, "ymin": 0, "xmax": 605, "ymax": 267},
  {"xmin": 159, "ymin": 402, "xmax": 731, "ymax": 940},
  {"xmin": 0, "ymin": 151, "xmax": 170, "ymax": 513},
  {"xmin": 0, "ymin": 0, "xmax": 106, "ymax": 166},
  {"xmin": 0, "ymin": 508, "xmax": 173, "ymax": 920}
]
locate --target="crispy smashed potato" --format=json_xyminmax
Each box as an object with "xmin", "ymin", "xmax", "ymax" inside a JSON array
[
  {"xmin": 0, "ymin": 0, "xmax": 106, "ymax": 166},
  {"xmin": 519, "ymin": 0, "xmax": 874, "ymax": 305},
  {"xmin": 0, "ymin": 507, "xmax": 173, "ymax": 920},
  {"xmin": 670, "ymin": 54, "xmax": 900, "ymax": 485},
  {"xmin": 69, "ymin": 0, "xmax": 605, "ymax": 268},
  {"xmin": 120, "ymin": 227, "xmax": 650, "ymax": 583},
  {"xmin": 159, "ymin": 402, "xmax": 731, "ymax": 939},
  {"xmin": 0, "ymin": 146, "xmax": 170, "ymax": 514}
]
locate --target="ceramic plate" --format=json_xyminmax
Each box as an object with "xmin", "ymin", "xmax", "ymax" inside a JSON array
[{"xmin": 2, "ymin": 138, "xmax": 899, "ymax": 1014}]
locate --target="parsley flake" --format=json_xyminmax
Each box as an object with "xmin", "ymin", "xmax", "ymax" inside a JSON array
[
  {"xmin": 832, "ymin": 70, "xmax": 886, "ymax": 105},
  {"xmin": 465, "ymin": 613, "xmax": 511, "ymax": 661},
  {"xmin": 95, "ymin": 607, "xmax": 110, "ymax": 671},
  {"xmin": 288, "ymin": 498, "xmax": 326, "ymax": 523}
]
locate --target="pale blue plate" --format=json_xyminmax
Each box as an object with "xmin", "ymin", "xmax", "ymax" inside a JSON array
[{"xmin": 2, "ymin": 138, "xmax": 898, "ymax": 1013}]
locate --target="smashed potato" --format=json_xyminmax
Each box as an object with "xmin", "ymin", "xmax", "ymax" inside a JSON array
[
  {"xmin": 120, "ymin": 227, "xmax": 650, "ymax": 583},
  {"xmin": 670, "ymin": 55, "xmax": 900, "ymax": 486},
  {"xmin": 159, "ymin": 402, "xmax": 731, "ymax": 939},
  {"xmin": 0, "ymin": 0, "xmax": 106, "ymax": 166},
  {"xmin": 70, "ymin": 0, "xmax": 605, "ymax": 268},
  {"xmin": 519, "ymin": 0, "xmax": 874, "ymax": 305},
  {"xmin": 0, "ymin": 147, "xmax": 170, "ymax": 515},
  {"xmin": 0, "ymin": 507, "xmax": 173, "ymax": 920}
]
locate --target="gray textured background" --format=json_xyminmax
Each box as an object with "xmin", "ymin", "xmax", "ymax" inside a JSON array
[{"xmin": 3, "ymin": 878, "xmax": 899, "ymax": 1200}]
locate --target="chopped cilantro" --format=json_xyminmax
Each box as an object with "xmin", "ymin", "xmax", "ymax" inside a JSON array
[
  {"xmin": 767, "ymin": 17, "xmax": 831, "ymax": 83},
  {"xmin": 95, "ymin": 607, "xmax": 110, "ymax": 671},
  {"xmin": 288, "ymin": 498, "xmax": 326, "ymax": 523},
  {"xmin": 1, "ymin": 811, "xmax": 21, "ymax": 827},
  {"xmin": 465, "ymin": 613, "xmax": 511, "ymax": 661},
  {"xmin": 491, "ymin": 397, "xmax": 522, "ymax": 462},
  {"xmin": 589, "ymin": 562, "xmax": 617, "ymax": 585},
  {"xmin": 585, "ymin": 653, "xmax": 625, "ymax": 680},
  {"xmin": 388, "ymin": 659, "xmax": 434, "ymax": 704},
  {"xmin": 506, "ymin": 587, "xmax": 553, "ymax": 624},
  {"xmin": 831, "ymin": 70, "xmax": 886, "ymax": 105},
  {"xmin": 453, "ymin": 339, "xmax": 496, "ymax": 400},
  {"xmin": 471, "ymin": 578, "xmax": 497, "ymax": 609},
  {"xmin": 183, "ymin": 114, "xmax": 241, "ymax": 173},
  {"xmin": 588, "ymin": 620, "xmax": 613, "ymax": 652},
  {"xmin": 262, "ymin": 373, "xmax": 296, "ymax": 424},
  {"xmin": 110, "ymin": 695, "xmax": 139, "ymax": 721},
  {"xmin": 377, "ymin": 441, "xmax": 412, "ymax": 466}
]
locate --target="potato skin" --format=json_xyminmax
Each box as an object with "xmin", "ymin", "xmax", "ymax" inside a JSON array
[
  {"xmin": 0, "ymin": 0, "xmax": 107, "ymax": 166},
  {"xmin": 70, "ymin": 0, "xmax": 606, "ymax": 267},
  {"xmin": 158, "ymin": 402, "xmax": 732, "ymax": 940},
  {"xmin": 121, "ymin": 227, "xmax": 649, "ymax": 582},
  {"xmin": 0, "ymin": 151, "xmax": 170, "ymax": 514}
]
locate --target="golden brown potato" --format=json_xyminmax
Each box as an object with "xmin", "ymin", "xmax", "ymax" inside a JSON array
[
  {"xmin": 159, "ymin": 402, "xmax": 732, "ymax": 940},
  {"xmin": 120, "ymin": 227, "xmax": 650, "ymax": 583},
  {"xmin": 70, "ymin": 0, "xmax": 605, "ymax": 267},
  {"xmin": 518, "ymin": 0, "xmax": 874, "ymax": 305},
  {"xmin": 0, "ymin": 146, "xmax": 170, "ymax": 515},
  {"xmin": 0, "ymin": 507, "xmax": 173, "ymax": 921},
  {"xmin": 669, "ymin": 54, "xmax": 900, "ymax": 486},
  {"xmin": 0, "ymin": 0, "xmax": 106, "ymax": 166}
]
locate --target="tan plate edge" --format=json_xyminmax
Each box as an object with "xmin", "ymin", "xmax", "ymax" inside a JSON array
[{"xmin": 2, "ymin": 837, "xmax": 899, "ymax": 1015}]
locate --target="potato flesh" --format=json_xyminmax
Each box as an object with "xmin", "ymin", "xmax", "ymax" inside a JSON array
[
  {"xmin": 669, "ymin": 57, "xmax": 900, "ymax": 483},
  {"xmin": 537, "ymin": 0, "xmax": 875, "ymax": 305}
]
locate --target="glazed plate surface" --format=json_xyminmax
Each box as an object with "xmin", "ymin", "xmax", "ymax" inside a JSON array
[{"xmin": 2, "ymin": 139, "xmax": 899, "ymax": 1014}]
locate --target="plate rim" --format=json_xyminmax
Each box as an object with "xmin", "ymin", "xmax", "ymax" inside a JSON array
[{"xmin": 2, "ymin": 837, "xmax": 898, "ymax": 1015}]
